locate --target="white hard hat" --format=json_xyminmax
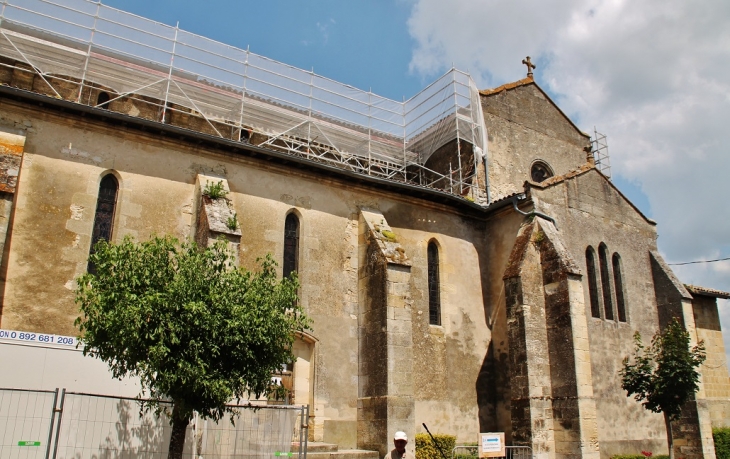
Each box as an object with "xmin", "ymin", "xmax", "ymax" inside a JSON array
[{"xmin": 394, "ymin": 431, "xmax": 408, "ymax": 441}]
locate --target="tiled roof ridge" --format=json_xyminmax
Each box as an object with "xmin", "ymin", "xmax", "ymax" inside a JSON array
[
  {"xmin": 525, "ymin": 162, "xmax": 656, "ymax": 226},
  {"xmin": 479, "ymin": 77, "xmax": 535, "ymax": 96},
  {"xmin": 685, "ymin": 284, "xmax": 730, "ymax": 299},
  {"xmin": 528, "ymin": 162, "xmax": 595, "ymax": 188}
]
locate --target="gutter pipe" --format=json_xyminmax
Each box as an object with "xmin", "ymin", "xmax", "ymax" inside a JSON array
[{"xmin": 511, "ymin": 195, "xmax": 558, "ymax": 230}]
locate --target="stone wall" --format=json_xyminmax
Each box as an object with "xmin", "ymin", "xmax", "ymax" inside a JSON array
[
  {"xmin": 480, "ymin": 83, "xmax": 590, "ymax": 201},
  {"xmin": 0, "ymin": 94, "xmax": 489, "ymax": 451},
  {"xmin": 528, "ymin": 170, "xmax": 667, "ymax": 458},
  {"xmin": 692, "ymin": 294, "xmax": 730, "ymax": 427}
]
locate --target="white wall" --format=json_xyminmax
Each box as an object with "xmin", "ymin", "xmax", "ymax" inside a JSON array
[{"xmin": 0, "ymin": 330, "xmax": 141, "ymax": 396}]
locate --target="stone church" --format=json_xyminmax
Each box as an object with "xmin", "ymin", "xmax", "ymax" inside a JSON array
[{"xmin": 0, "ymin": 1, "xmax": 728, "ymax": 459}]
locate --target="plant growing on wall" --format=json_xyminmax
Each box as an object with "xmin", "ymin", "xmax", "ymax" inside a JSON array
[
  {"xmin": 620, "ymin": 318, "xmax": 706, "ymax": 459},
  {"xmin": 226, "ymin": 212, "xmax": 239, "ymax": 231},
  {"xmin": 202, "ymin": 180, "xmax": 228, "ymax": 199},
  {"xmin": 75, "ymin": 236, "xmax": 308, "ymax": 459},
  {"xmin": 380, "ymin": 229, "xmax": 397, "ymax": 242}
]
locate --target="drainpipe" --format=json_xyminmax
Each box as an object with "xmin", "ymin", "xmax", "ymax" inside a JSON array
[{"xmin": 511, "ymin": 195, "xmax": 558, "ymax": 230}]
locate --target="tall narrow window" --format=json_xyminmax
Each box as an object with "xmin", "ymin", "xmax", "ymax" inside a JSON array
[
  {"xmin": 586, "ymin": 247, "xmax": 601, "ymax": 318},
  {"xmin": 613, "ymin": 253, "xmax": 627, "ymax": 322},
  {"xmin": 427, "ymin": 241, "xmax": 441, "ymax": 325},
  {"xmin": 88, "ymin": 174, "xmax": 118, "ymax": 272},
  {"xmin": 598, "ymin": 244, "xmax": 614, "ymax": 320},
  {"xmin": 97, "ymin": 91, "xmax": 111, "ymax": 109},
  {"xmin": 283, "ymin": 213, "xmax": 299, "ymax": 278}
]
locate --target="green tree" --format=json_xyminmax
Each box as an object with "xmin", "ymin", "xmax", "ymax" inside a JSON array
[
  {"xmin": 620, "ymin": 318, "xmax": 706, "ymax": 459},
  {"xmin": 75, "ymin": 236, "xmax": 308, "ymax": 459}
]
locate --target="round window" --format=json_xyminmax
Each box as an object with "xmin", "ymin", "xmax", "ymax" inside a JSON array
[{"xmin": 531, "ymin": 161, "xmax": 553, "ymax": 183}]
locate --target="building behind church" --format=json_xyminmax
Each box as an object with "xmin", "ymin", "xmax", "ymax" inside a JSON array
[{"xmin": 0, "ymin": 1, "xmax": 728, "ymax": 459}]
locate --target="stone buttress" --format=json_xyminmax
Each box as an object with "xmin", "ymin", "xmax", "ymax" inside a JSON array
[
  {"xmin": 0, "ymin": 130, "xmax": 24, "ymax": 322},
  {"xmin": 193, "ymin": 174, "xmax": 241, "ymax": 256},
  {"xmin": 503, "ymin": 218, "xmax": 599, "ymax": 459},
  {"xmin": 357, "ymin": 208, "xmax": 414, "ymax": 457},
  {"xmin": 650, "ymin": 251, "xmax": 716, "ymax": 459}
]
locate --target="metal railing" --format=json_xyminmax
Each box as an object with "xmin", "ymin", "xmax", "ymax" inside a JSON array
[
  {"xmin": 0, "ymin": 387, "xmax": 308, "ymax": 459},
  {"xmin": 453, "ymin": 444, "xmax": 533, "ymax": 459},
  {"xmin": 0, "ymin": 0, "xmax": 488, "ymax": 200}
]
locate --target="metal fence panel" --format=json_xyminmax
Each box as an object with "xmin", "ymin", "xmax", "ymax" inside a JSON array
[
  {"xmin": 0, "ymin": 388, "xmax": 57, "ymax": 459},
  {"xmin": 453, "ymin": 445, "xmax": 533, "ymax": 459},
  {"xmin": 53, "ymin": 392, "xmax": 176, "ymax": 459},
  {"xmin": 192, "ymin": 404, "xmax": 305, "ymax": 459},
  {"xmin": 1, "ymin": 388, "xmax": 307, "ymax": 459}
]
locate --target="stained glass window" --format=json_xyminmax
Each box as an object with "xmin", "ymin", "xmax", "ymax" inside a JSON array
[
  {"xmin": 88, "ymin": 174, "xmax": 118, "ymax": 273},
  {"xmin": 283, "ymin": 213, "xmax": 299, "ymax": 278},
  {"xmin": 428, "ymin": 241, "xmax": 441, "ymax": 325}
]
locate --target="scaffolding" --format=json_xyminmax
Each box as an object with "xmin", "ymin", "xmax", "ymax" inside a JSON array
[
  {"xmin": 591, "ymin": 127, "xmax": 611, "ymax": 179},
  {"xmin": 0, "ymin": 0, "xmax": 488, "ymax": 201}
]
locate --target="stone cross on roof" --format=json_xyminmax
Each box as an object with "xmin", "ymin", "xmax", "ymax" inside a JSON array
[{"xmin": 522, "ymin": 56, "xmax": 536, "ymax": 78}]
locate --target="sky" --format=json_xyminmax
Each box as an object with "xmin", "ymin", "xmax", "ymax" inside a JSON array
[{"xmin": 100, "ymin": 0, "xmax": 730, "ymax": 361}]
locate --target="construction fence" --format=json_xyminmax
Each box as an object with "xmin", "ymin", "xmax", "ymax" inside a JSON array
[
  {"xmin": 452, "ymin": 445, "xmax": 533, "ymax": 459},
  {"xmin": 0, "ymin": 387, "xmax": 308, "ymax": 459}
]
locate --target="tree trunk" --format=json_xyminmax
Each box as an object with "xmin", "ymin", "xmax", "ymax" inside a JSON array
[
  {"xmin": 168, "ymin": 402, "xmax": 189, "ymax": 459},
  {"xmin": 664, "ymin": 411, "xmax": 675, "ymax": 459}
]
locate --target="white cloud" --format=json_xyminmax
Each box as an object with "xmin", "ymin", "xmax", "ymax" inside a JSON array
[{"xmin": 406, "ymin": 0, "xmax": 730, "ymax": 357}]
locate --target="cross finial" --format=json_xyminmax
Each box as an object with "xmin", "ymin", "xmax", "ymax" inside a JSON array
[{"xmin": 522, "ymin": 56, "xmax": 536, "ymax": 78}]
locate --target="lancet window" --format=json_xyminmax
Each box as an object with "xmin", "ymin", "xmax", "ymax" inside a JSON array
[
  {"xmin": 586, "ymin": 247, "xmax": 601, "ymax": 318},
  {"xmin": 283, "ymin": 213, "xmax": 299, "ymax": 278},
  {"xmin": 88, "ymin": 174, "xmax": 118, "ymax": 272},
  {"xmin": 428, "ymin": 241, "xmax": 441, "ymax": 326},
  {"xmin": 598, "ymin": 244, "xmax": 614, "ymax": 320},
  {"xmin": 613, "ymin": 253, "xmax": 627, "ymax": 322}
]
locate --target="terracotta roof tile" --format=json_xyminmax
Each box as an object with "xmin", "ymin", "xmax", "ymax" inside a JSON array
[
  {"xmin": 685, "ymin": 285, "xmax": 730, "ymax": 299},
  {"xmin": 479, "ymin": 77, "xmax": 534, "ymax": 96}
]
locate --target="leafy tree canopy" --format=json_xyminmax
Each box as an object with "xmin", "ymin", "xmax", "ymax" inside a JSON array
[
  {"xmin": 75, "ymin": 236, "xmax": 308, "ymax": 458},
  {"xmin": 621, "ymin": 318, "xmax": 706, "ymax": 420},
  {"xmin": 621, "ymin": 318, "xmax": 706, "ymax": 459}
]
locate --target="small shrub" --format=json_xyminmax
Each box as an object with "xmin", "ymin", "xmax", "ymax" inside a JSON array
[
  {"xmin": 714, "ymin": 427, "xmax": 730, "ymax": 459},
  {"xmin": 203, "ymin": 180, "xmax": 228, "ymax": 199},
  {"xmin": 226, "ymin": 213, "xmax": 238, "ymax": 231},
  {"xmin": 415, "ymin": 433, "xmax": 456, "ymax": 459},
  {"xmin": 454, "ymin": 454, "xmax": 478, "ymax": 459},
  {"xmin": 611, "ymin": 455, "xmax": 668, "ymax": 459}
]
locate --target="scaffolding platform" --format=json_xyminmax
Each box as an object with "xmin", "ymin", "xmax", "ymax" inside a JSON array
[{"xmin": 0, "ymin": 0, "xmax": 488, "ymax": 202}]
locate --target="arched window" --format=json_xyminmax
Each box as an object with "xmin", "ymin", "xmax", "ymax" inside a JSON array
[
  {"xmin": 598, "ymin": 244, "xmax": 614, "ymax": 320},
  {"xmin": 585, "ymin": 247, "xmax": 601, "ymax": 318},
  {"xmin": 283, "ymin": 213, "xmax": 299, "ymax": 278},
  {"xmin": 613, "ymin": 253, "xmax": 627, "ymax": 322},
  {"xmin": 427, "ymin": 241, "xmax": 441, "ymax": 326},
  {"xmin": 88, "ymin": 174, "xmax": 118, "ymax": 272},
  {"xmin": 97, "ymin": 91, "xmax": 111, "ymax": 109}
]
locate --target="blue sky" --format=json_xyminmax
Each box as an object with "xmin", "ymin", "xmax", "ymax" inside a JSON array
[
  {"xmin": 102, "ymin": 0, "xmax": 423, "ymax": 101},
  {"xmin": 101, "ymin": 0, "xmax": 729, "ymax": 357},
  {"xmin": 103, "ymin": 0, "xmax": 658, "ymax": 217}
]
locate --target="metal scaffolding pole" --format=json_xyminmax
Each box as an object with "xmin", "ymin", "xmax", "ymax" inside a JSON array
[
  {"xmin": 77, "ymin": 0, "xmax": 100, "ymax": 104},
  {"xmin": 161, "ymin": 22, "xmax": 179, "ymax": 124}
]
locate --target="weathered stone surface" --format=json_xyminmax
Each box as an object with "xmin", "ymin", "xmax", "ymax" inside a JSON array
[{"xmin": 0, "ymin": 46, "xmax": 724, "ymax": 459}]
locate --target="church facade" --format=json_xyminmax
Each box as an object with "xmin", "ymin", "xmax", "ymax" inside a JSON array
[{"xmin": 0, "ymin": 2, "xmax": 728, "ymax": 459}]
